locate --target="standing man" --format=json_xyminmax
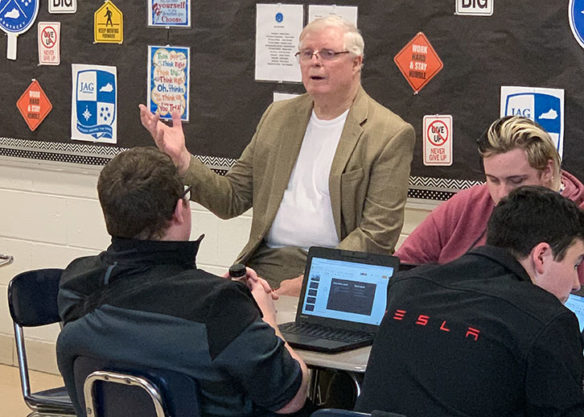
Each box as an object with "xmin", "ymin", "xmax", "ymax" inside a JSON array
[
  {"xmin": 357, "ymin": 186, "xmax": 584, "ymax": 416},
  {"xmin": 396, "ymin": 116, "xmax": 584, "ymax": 267},
  {"xmin": 139, "ymin": 15, "xmax": 415, "ymax": 291},
  {"xmin": 57, "ymin": 147, "xmax": 309, "ymax": 417}
]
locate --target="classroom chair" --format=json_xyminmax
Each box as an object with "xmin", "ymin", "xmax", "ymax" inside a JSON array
[
  {"xmin": 73, "ymin": 356, "xmax": 200, "ymax": 417},
  {"xmin": 0, "ymin": 252, "xmax": 14, "ymax": 267},
  {"xmin": 7, "ymin": 268, "xmax": 75, "ymax": 415},
  {"xmin": 311, "ymin": 409, "xmax": 406, "ymax": 417}
]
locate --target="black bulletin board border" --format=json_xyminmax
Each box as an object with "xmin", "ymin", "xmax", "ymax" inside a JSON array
[{"xmin": 0, "ymin": 136, "xmax": 481, "ymax": 201}]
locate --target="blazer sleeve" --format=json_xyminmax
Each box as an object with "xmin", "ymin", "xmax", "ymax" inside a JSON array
[
  {"xmin": 181, "ymin": 104, "xmax": 275, "ymax": 219},
  {"xmin": 338, "ymin": 122, "xmax": 415, "ymax": 254}
]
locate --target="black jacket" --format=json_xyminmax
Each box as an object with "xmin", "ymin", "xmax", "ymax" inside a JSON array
[
  {"xmin": 357, "ymin": 246, "xmax": 584, "ymax": 417},
  {"xmin": 57, "ymin": 237, "xmax": 301, "ymax": 417}
]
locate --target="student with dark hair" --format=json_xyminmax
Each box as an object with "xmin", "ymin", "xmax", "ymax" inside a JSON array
[
  {"xmin": 56, "ymin": 147, "xmax": 309, "ymax": 417},
  {"xmin": 357, "ymin": 186, "xmax": 584, "ymax": 416}
]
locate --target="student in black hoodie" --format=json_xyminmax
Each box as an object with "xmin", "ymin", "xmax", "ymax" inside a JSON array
[
  {"xmin": 358, "ymin": 186, "xmax": 584, "ymax": 417},
  {"xmin": 56, "ymin": 147, "xmax": 309, "ymax": 417}
]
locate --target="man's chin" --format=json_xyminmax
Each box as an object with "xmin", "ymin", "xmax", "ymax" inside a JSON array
[{"xmin": 306, "ymin": 86, "xmax": 330, "ymax": 97}]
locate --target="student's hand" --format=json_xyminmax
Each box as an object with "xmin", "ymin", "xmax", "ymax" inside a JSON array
[
  {"xmin": 248, "ymin": 271, "xmax": 279, "ymax": 300},
  {"xmin": 275, "ymin": 275, "xmax": 304, "ymax": 297},
  {"xmin": 222, "ymin": 266, "xmax": 278, "ymax": 300},
  {"xmin": 138, "ymin": 104, "xmax": 191, "ymax": 175},
  {"xmin": 249, "ymin": 277, "xmax": 278, "ymax": 324}
]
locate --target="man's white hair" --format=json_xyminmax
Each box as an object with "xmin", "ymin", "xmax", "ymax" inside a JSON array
[{"xmin": 299, "ymin": 15, "xmax": 364, "ymax": 58}]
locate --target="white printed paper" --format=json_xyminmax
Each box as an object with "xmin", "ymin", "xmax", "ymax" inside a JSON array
[
  {"xmin": 308, "ymin": 5, "xmax": 358, "ymax": 26},
  {"xmin": 273, "ymin": 92, "xmax": 299, "ymax": 102},
  {"xmin": 255, "ymin": 3, "xmax": 303, "ymax": 83}
]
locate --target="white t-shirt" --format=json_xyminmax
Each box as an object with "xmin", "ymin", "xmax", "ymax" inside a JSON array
[{"xmin": 265, "ymin": 109, "xmax": 348, "ymax": 250}]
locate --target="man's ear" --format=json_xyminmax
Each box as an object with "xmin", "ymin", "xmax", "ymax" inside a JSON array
[
  {"xmin": 171, "ymin": 198, "xmax": 188, "ymax": 226},
  {"xmin": 352, "ymin": 55, "xmax": 363, "ymax": 74},
  {"xmin": 530, "ymin": 242, "xmax": 553, "ymax": 276},
  {"xmin": 540, "ymin": 158, "xmax": 555, "ymax": 187}
]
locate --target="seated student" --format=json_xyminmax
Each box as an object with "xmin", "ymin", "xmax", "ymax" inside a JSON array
[
  {"xmin": 56, "ymin": 147, "xmax": 309, "ymax": 417},
  {"xmin": 396, "ymin": 116, "xmax": 584, "ymax": 268},
  {"xmin": 356, "ymin": 186, "xmax": 584, "ymax": 416}
]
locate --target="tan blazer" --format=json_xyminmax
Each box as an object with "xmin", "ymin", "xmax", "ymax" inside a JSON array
[{"xmin": 184, "ymin": 86, "xmax": 415, "ymax": 265}]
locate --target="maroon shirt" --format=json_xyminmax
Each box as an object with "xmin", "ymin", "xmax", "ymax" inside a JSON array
[{"xmin": 396, "ymin": 170, "xmax": 584, "ymax": 268}]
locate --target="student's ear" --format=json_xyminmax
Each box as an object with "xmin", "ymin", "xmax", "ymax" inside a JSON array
[
  {"xmin": 531, "ymin": 242, "xmax": 553, "ymax": 276},
  {"xmin": 540, "ymin": 159, "xmax": 555, "ymax": 187},
  {"xmin": 171, "ymin": 198, "xmax": 188, "ymax": 225}
]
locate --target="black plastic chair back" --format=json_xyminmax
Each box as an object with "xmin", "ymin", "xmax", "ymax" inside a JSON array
[
  {"xmin": 74, "ymin": 356, "xmax": 200, "ymax": 417},
  {"xmin": 9, "ymin": 268, "xmax": 62, "ymax": 326},
  {"xmin": 7, "ymin": 268, "xmax": 75, "ymax": 414},
  {"xmin": 312, "ymin": 409, "xmax": 406, "ymax": 417}
]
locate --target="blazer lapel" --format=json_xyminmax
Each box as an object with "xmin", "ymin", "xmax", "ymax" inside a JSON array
[{"xmin": 329, "ymin": 87, "xmax": 368, "ymax": 238}]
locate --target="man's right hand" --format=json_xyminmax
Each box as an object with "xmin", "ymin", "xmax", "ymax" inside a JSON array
[
  {"xmin": 275, "ymin": 275, "xmax": 304, "ymax": 297},
  {"xmin": 138, "ymin": 104, "xmax": 191, "ymax": 176}
]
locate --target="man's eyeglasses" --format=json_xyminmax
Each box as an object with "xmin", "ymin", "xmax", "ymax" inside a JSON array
[
  {"xmin": 295, "ymin": 49, "xmax": 350, "ymax": 63},
  {"xmin": 181, "ymin": 185, "xmax": 192, "ymax": 201}
]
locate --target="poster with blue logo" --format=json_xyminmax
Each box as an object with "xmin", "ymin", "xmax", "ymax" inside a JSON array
[
  {"xmin": 500, "ymin": 86, "xmax": 564, "ymax": 158},
  {"xmin": 569, "ymin": 0, "xmax": 584, "ymax": 49},
  {"xmin": 71, "ymin": 64, "xmax": 117, "ymax": 143},
  {"xmin": 0, "ymin": 0, "xmax": 39, "ymax": 60}
]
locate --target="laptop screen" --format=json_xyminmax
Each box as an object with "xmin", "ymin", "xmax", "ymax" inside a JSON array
[
  {"xmin": 565, "ymin": 293, "xmax": 584, "ymax": 333},
  {"xmin": 300, "ymin": 256, "xmax": 393, "ymax": 326}
]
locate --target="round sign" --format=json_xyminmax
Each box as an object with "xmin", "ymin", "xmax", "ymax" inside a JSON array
[
  {"xmin": 0, "ymin": 0, "xmax": 38, "ymax": 33},
  {"xmin": 569, "ymin": 0, "xmax": 584, "ymax": 49},
  {"xmin": 41, "ymin": 25, "xmax": 57, "ymax": 49},
  {"xmin": 426, "ymin": 120, "xmax": 449, "ymax": 146},
  {"xmin": 0, "ymin": 0, "xmax": 39, "ymax": 59}
]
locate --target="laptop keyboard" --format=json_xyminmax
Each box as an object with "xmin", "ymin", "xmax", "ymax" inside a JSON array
[{"xmin": 280, "ymin": 322, "xmax": 372, "ymax": 343}]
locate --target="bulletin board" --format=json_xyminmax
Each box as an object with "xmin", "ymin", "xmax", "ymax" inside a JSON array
[{"xmin": 1, "ymin": 0, "xmax": 583, "ymax": 200}]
